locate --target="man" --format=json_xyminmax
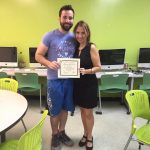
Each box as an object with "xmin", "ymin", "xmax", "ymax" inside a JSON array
[{"xmin": 35, "ymin": 5, "xmax": 75, "ymax": 150}]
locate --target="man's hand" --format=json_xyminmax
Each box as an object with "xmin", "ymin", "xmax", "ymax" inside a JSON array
[{"xmin": 47, "ymin": 61, "xmax": 60, "ymax": 70}]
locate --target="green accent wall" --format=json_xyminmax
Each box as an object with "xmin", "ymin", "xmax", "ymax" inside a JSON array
[{"xmin": 0, "ymin": 0, "xmax": 150, "ymax": 68}]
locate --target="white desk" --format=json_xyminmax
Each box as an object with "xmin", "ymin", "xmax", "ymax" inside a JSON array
[
  {"xmin": 0, "ymin": 90, "xmax": 28, "ymax": 142},
  {"xmin": 0, "ymin": 68, "xmax": 145, "ymax": 89},
  {"xmin": 0, "ymin": 68, "xmax": 47, "ymax": 77}
]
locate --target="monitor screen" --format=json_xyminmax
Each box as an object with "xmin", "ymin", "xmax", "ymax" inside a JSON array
[
  {"xmin": 138, "ymin": 48, "xmax": 150, "ymax": 68},
  {"xmin": 99, "ymin": 48, "xmax": 125, "ymax": 70},
  {"xmin": 0, "ymin": 47, "xmax": 18, "ymax": 67},
  {"xmin": 29, "ymin": 47, "xmax": 47, "ymax": 68}
]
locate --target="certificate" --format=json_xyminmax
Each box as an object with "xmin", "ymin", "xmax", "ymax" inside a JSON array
[{"xmin": 57, "ymin": 58, "xmax": 80, "ymax": 78}]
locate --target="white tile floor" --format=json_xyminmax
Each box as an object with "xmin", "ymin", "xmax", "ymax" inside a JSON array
[{"xmin": 4, "ymin": 98, "xmax": 150, "ymax": 150}]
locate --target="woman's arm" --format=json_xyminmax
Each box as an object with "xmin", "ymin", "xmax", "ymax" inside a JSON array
[
  {"xmin": 80, "ymin": 44, "xmax": 101, "ymax": 75},
  {"xmin": 90, "ymin": 44, "xmax": 101, "ymax": 73}
]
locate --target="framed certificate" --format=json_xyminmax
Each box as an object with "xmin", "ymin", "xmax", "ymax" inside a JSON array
[{"xmin": 57, "ymin": 58, "xmax": 80, "ymax": 78}]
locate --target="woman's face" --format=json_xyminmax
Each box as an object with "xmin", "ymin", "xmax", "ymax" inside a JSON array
[{"xmin": 75, "ymin": 26, "xmax": 88, "ymax": 44}]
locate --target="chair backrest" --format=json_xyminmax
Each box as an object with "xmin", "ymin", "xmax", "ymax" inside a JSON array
[
  {"xmin": 17, "ymin": 110, "xmax": 48, "ymax": 150},
  {"xmin": 0, "ymin": 72, "xmax": 8, "ymax": 78},
  {"xmin": 142, "ymin": 73, "xmax": 150, "ymax": 85},
  {"xmin": 0, "ymin": 78, "xmax": 18, "ymax": 92},
  {"xmin": 140, "ymin": 73, "xmax": 150, "ymax": 91},
  {"xmin": 100, "ymin": 74, "xmax": 128, "ymax": 90},
  {"xmin": 15, "ymin": 73, "xmax": 39, "ymax": 88},
  {"xmin": 125, "ymin": 90, "xmax": 150, "ymax": 120}
]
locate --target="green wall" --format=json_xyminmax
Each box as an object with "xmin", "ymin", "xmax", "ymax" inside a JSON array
[{"xmin": 0, "ymin": 0, "xmax": 150, "ymax": 68}]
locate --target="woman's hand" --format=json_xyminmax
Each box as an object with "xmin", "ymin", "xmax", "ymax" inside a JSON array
[{"xmin": 80, "ymin": 68, "xmax": 86, "ymax": 75}]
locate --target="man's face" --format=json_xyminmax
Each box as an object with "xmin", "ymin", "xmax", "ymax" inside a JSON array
[{"xmin": 59, "ymin": 10, "xmax": 74, "ymax": 32}]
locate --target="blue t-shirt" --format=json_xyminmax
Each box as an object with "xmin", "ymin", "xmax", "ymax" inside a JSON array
[{"xmin": 42, "ymin": 29, "xmax": 76, "ymax": 79}]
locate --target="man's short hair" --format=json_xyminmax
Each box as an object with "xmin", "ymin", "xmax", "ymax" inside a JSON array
[{"xmin": 59, "ymin": 5, "xmax": 75, "ymax": 17}]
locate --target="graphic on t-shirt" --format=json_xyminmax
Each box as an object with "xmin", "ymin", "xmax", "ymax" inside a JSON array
[{"xmin": 56, "ymin": 40, "xmax": 75, "ymax": 58}]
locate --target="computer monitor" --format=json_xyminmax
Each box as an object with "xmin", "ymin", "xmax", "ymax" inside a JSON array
[
  {"xmin": 138, "ymin": 48, "xmax": 150, "ymax": 69},
  {"xmin": 29, "ymin": 47, "xmax": 47, "ymax": 68},
  {"xmin": 0, "ymin": 47, "xmax": 18, "ymax": 67},
  {"xmin": 99, "ymin": 48, "xmax": 126, "ymax": 70}
]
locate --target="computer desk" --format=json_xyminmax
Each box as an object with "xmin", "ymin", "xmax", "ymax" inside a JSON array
[
  {"xmin": 0, "ymin": 68, "xmax": 146, "ymax": 115},
  {"xmin": 0, "ymin": 68, "xmax": 47, "ymax": 77},
  {"xmin": 96, "ymin": 70, "xmax": 144, "ymax": 90},
  {"xmin": 0, "ymin": 68, "xmax": 145, "ymax": 90},
  {"xmin": 96, "ymin": 70, "xmax": 145, "ymax": 114}
]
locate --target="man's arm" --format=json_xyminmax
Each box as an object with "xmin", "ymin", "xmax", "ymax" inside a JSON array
[{"xmin": 35, "ymin": 43, "xmax": 60, "ymax": 70}]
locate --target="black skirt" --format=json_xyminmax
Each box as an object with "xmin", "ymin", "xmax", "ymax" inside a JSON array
[{"xmin": 73, "ymin": 74, "xmax": 98, "ymax": 109}]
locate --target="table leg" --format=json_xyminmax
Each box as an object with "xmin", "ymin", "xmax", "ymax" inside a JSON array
[
  {"xmin": 130, "ymin": 77, "xmax": 134, "ymax": 90},
  {"xmin": 1, "ymin": 133, "xmax": 6, "ymax": 143}
]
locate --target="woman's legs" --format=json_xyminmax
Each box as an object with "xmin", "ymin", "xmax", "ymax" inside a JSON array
[
  {"xmin": 80, "ymin": 107, "xmax": 88, "ymax": 136},
  {"xmin": 80, "ymin": 107, "xmax": 94, "ymax": 147}
]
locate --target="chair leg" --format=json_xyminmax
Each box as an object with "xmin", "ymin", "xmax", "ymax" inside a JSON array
[
  {"xmin": 40, "ymin": 89, "xmax": 43, "ymax": 113},
  {"xmin": 125, "ymin": 101, "xmax": 130, "ymax": 115},
  {"xmin": 138, "ymin": 142, "xmax": 144, "ymax": 150},
  {"xmin": 121, "ymin": 91, "xmax": 124, "ymax": 104},
  {"xmin": 95, "ymin": 91, "xmax": 102, "ymax": 114},
  {"xmin": 21, "ymin": 119, "xmax": 27, "ymax": 132},
  {"xmin": 122, "ymin": 91, "xmax": 130, "ymax": 114},
  {"xmin": 1, "ymin": 133, "xmax": 6, "ymax": 142},
  {"xmin": 123, "ymin": 134, "xmax": 133, "ymax": 150}
]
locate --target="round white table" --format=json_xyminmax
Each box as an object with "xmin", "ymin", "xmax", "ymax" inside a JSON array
[{"xmin": 0, "ymin": 90, "xmax": 28, "ymax": 142}]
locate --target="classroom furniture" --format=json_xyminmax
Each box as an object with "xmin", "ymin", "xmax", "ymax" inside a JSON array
[
  {"xmin": 0, "ymin": 67, "xmax": 147, "ymax": 115},
  {"xmin": 0, "ymin": 90, "xmax": 28, "ymax": 142},
  {"xmin": 0, "ymin": 67, "xmax": 141, "ymax": 90},
  {"xmin": 15, "ymin": 72, "xmax": 42, "ymax": 112},
  {"xmin": 124, "ymin": 90, "xmax": 150, "ymax": 150},
  {"xmin": 0, "ymin": 72, "xmax": 8, "ymax": 78},
  {"xmin": 96, "ymin": 73, "xmax": 129, "ymax": 114},
  {"xmin": 139, "ymin": 73, "xmax": 150, "ymax": 92},
  {"xmin": 0, "ymin": 68, "xmax": 47, "ymax": 77},
  {"xmin": 0, "ymin": 110, "xmax": 48, "ymax": 150},
  {"xmin": 0, "ymin": 78, "xmax": 27, "ymax": 132},
  {"xmin": 0, "ymin": 78, "xmax": 18, "ymax": 92}
]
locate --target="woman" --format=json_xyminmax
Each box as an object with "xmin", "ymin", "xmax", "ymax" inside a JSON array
[{"xmin": 73, "ymin": 20, "xmax": 101, "ymax": 150}]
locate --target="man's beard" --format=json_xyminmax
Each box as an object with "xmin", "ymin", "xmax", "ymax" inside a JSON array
[{"xmin": 60, "ymin": 22, "xmax": 73, "ymax": 32}]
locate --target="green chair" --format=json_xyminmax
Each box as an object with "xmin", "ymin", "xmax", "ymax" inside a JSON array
[
  {"xmin": 15, "ymin": 72, "xmax": 42, "ymax": 112},
  {"xmin": 96, "ymin": 73, "xmax": 129, "ymax": 114},
  {"xmin": 0, "ymin": 78, "xmax": 27, "ymax": 132},
  {"xmin": 124, "ymin": 90, "xmax": 150, "ymax": 150},
  {"xmin": 0, "ymin": 110, "xmax": 48, "ymax": 150},
  {"xmin": 0, "ymin": 72, "xmax": 8, "ymax": 78},
  {"xmin": 139, "ymin": 73, "xmax": 150, "ymax": 92}
]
